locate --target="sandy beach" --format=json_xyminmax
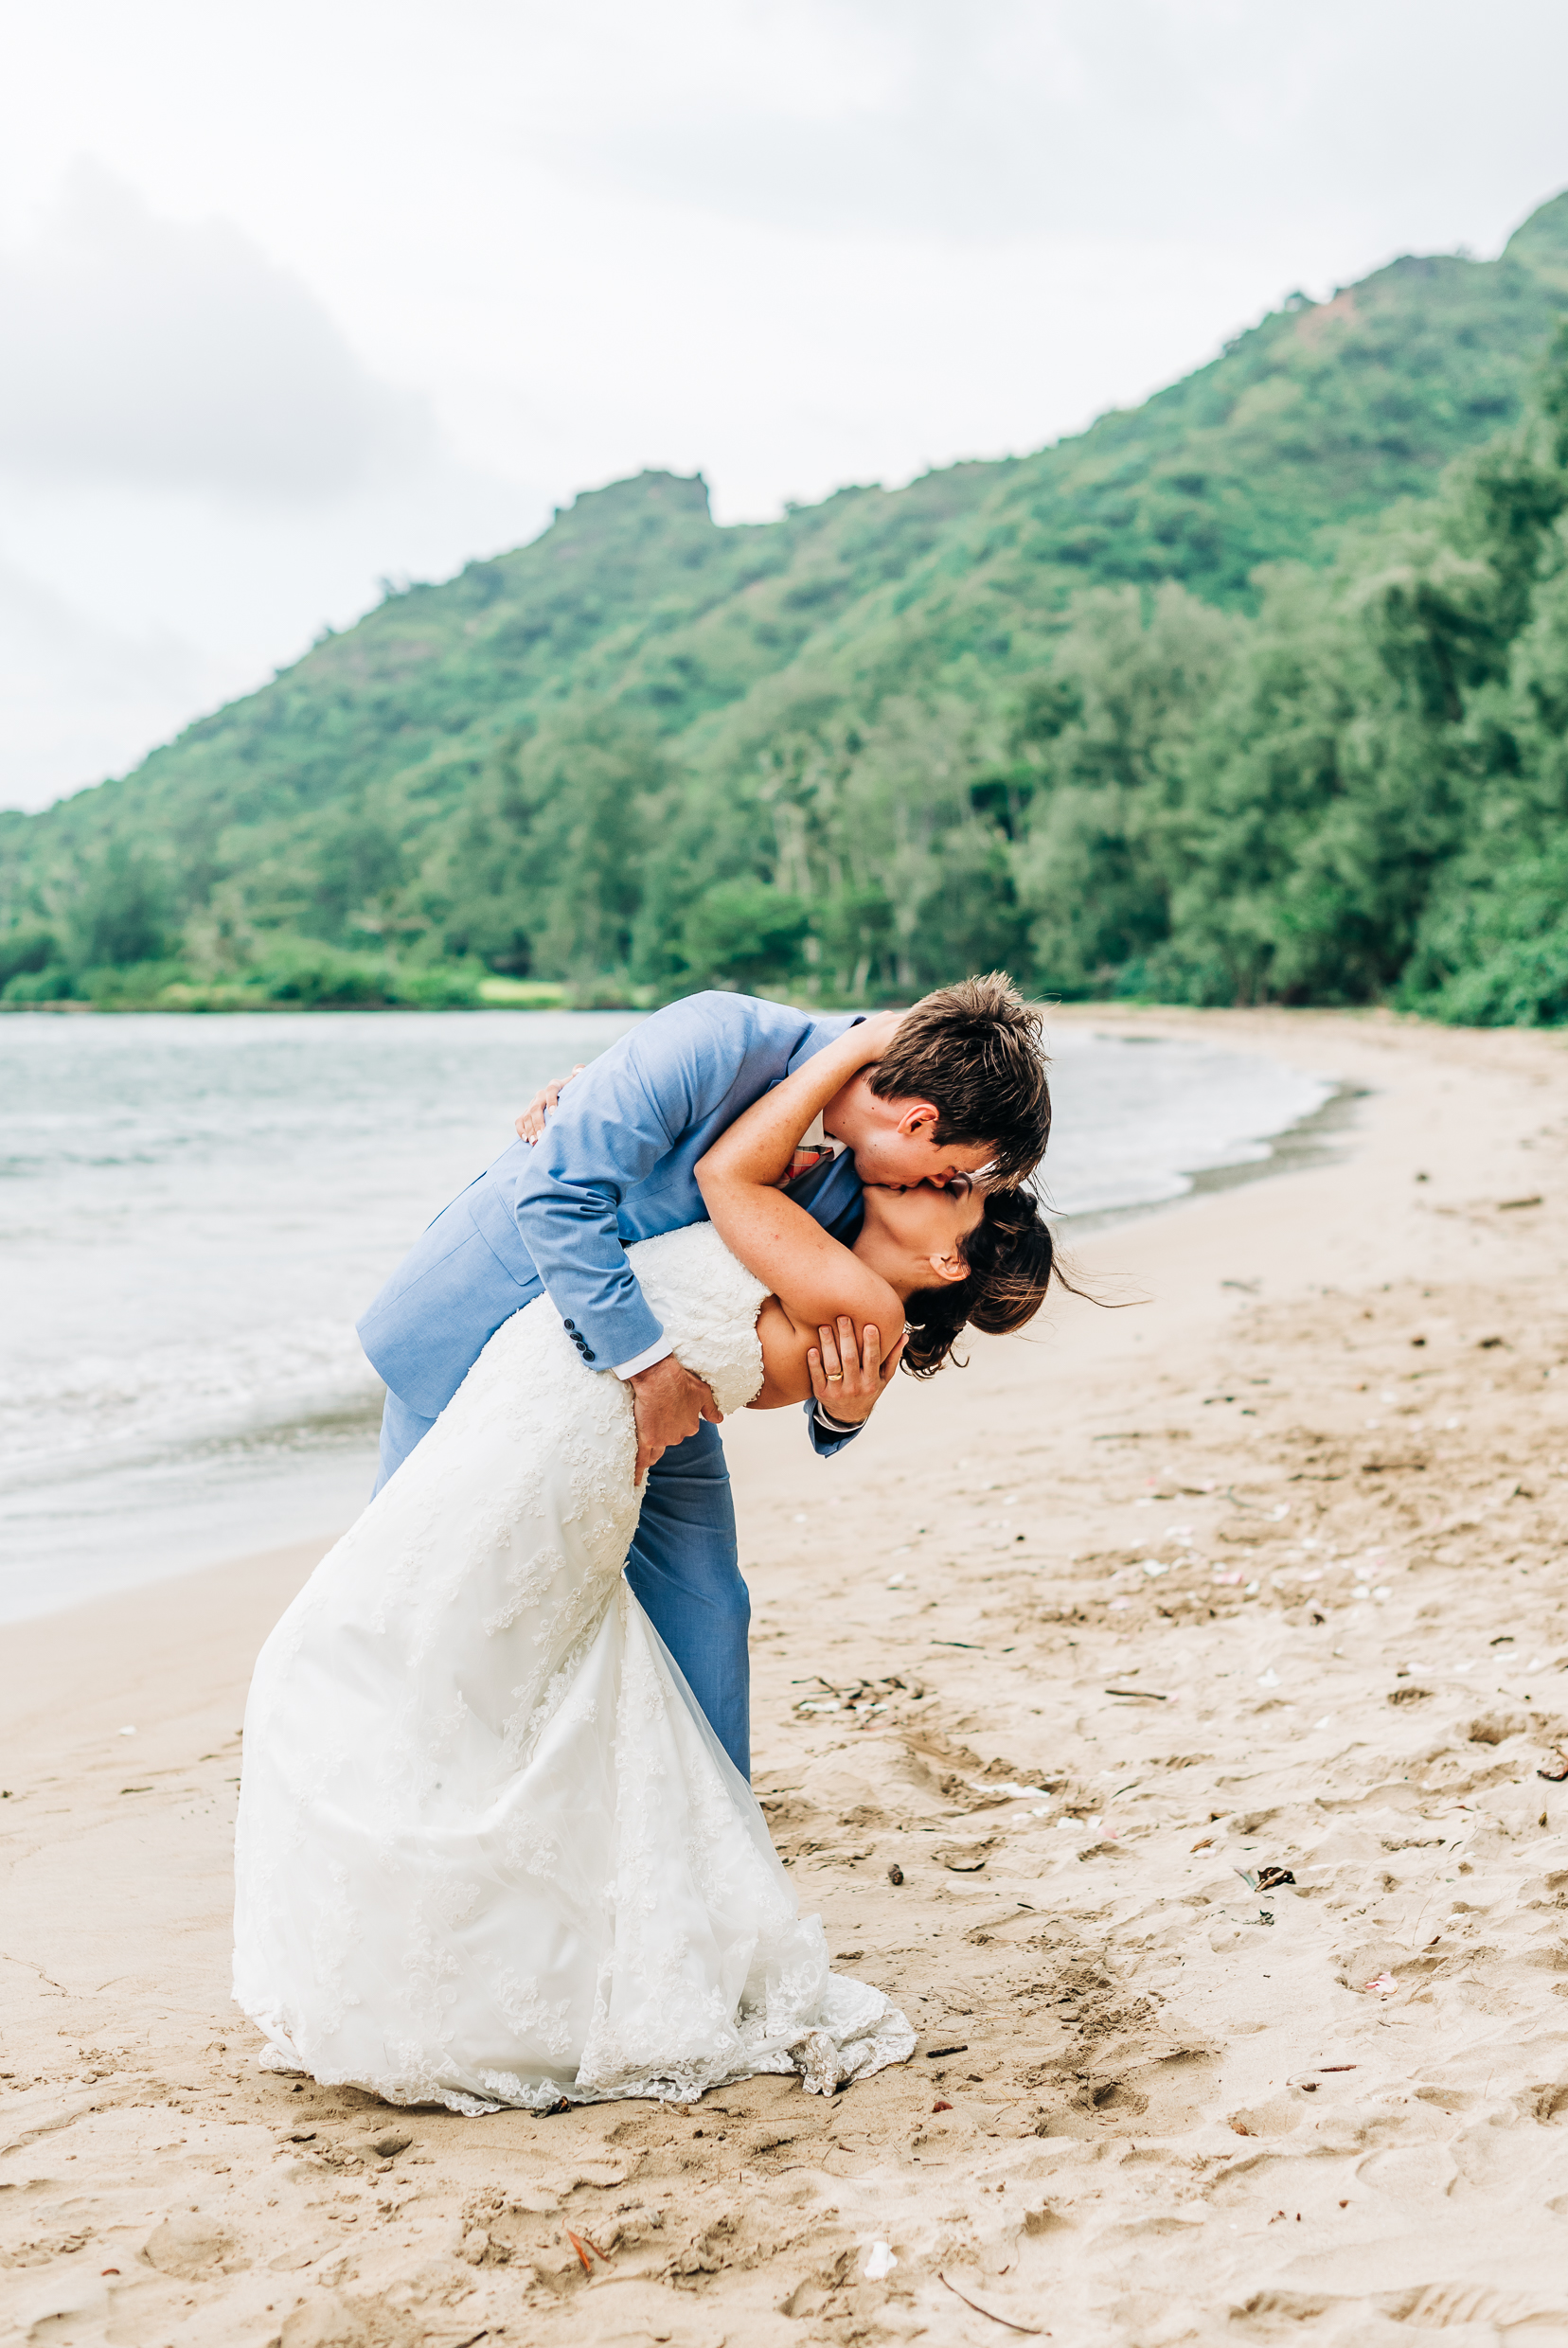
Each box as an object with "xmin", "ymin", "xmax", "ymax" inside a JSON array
[{"xmin": 7, "ymin": 1005, "xmax": 1568, "ymax": 2348}]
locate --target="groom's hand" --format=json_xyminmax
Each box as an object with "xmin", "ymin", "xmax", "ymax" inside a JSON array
[
  {"xmin": 808, "ymin": 1316, "xmax": 906, "ymax": 1426},
  {"xmin": 629, "ymin": 1354, "xmax": 722, "ymax": 1485}
]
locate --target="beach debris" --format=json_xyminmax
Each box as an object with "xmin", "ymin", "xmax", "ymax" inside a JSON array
[
  {"xmin": 1319, "ymin": 2065, "xmax": 1357, "ymax": 2073},
  {"xmin": 1257, "ymin": 1865, "xmax": 1296, "ymax": 1892},
  {"xmin": 887, "ymin": 1862, "xmax": 904, "ymax": 1884},
  {"xmin": 1363, "ymin": 1971, "xmax": 1398, "ymax": 1996},
  {"xmin": 863, "ymin": 2241, "xmax": 899, "ymax": 2279},
  {"xmin": 934, "ymin": 2099, "xmax": 953, "ymax": 2112},
  {"xmin": 118, "ymin": 1725, "xmax": 136, "ymax": 1736},
  {"xmin": 1497, "ymin": 1197, "xmax": 1542, "ymax": 1212},
  {"xmin": 1141, "ymin": 1560, "xmax": 1168, "ymax": 1578},
  {"xmin": 1257, "ymin": 1668, "xmax": 1280, "ymax": 1689},
  {"xmin": 938, "ymin": 2272, "xmax": 1043, "ymax": 2332},
  {"xmin": 1538, "ymin": 1750, "xmax": 1568, "ymax": 1783},
  {"xmin": 925, "ymin": 2042, "xmax": 968, "ymax": 2057},
  {"xmin": 1106, "ymin": 1686, "xmax": 1168, "ymax": 1700}
]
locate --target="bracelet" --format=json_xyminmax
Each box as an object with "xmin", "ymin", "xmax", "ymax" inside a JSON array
[{"xmin": 813, "ymin": 1402, "xmax": 860, "ymax": 1435}]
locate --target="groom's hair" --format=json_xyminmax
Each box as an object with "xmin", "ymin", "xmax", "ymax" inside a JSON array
[{"xmin": 867, "ymin": 972, "xmax": 1050, "ymax": 1183}]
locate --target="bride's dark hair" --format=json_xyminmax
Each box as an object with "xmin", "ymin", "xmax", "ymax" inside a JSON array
[{"xmin": 901, "ymin": 1184, "xmax": 1059, "ymax": 1378}]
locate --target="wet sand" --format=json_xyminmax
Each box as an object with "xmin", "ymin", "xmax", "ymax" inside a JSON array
[{"xmin": 6, "ymin": 1006, "xmax": 1568, "ymax": 2346}]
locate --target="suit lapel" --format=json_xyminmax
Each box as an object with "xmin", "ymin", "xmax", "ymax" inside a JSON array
[{"xmin": 787, "ymin": 1147, "xmax": 864, "ymax": 1244}]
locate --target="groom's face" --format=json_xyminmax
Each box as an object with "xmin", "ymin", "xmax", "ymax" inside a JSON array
[{"xmin": 825, "ymin": 1072, "xmax": 993, "ymax": 1189}]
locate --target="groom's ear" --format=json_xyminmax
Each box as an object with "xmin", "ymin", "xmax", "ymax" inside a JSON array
[
  {"xmin": 927, "ymin": 1248, "xmax": 969, "ymax": 1286},
  {"xmin": 894, "ymin": 1099, "xmax": 942, "ymax": 1140}
]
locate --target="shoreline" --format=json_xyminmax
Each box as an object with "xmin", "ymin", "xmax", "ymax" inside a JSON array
[
  {"xmin": 5, "ymin": 1005, "xmax": 1568, "ymax": 2341},
  {"xmin": 2, "ymin": 1007, "xmax": 1330, "ymax": 1633}
]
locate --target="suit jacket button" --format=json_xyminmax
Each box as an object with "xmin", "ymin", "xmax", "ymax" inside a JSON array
[
  {"xmin": 562, "ymin": 1319, "xmax": 576, "ymax": 1331},
  {"xmin": 582, "ymin": 1347, "xmax": 597, "ymax": 1361}
]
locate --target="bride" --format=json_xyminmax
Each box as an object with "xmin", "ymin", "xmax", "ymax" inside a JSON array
[{"xmin": 233, "ymin": 1016, "xmax": 1056, "ymax": 2113}]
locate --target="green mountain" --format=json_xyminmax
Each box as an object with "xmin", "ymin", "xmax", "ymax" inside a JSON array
[{"xmin": 5, "ymin": 188, "xmax": 1568, "ymax": 1016}]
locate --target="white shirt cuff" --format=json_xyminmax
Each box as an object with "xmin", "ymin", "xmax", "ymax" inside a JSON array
[
  {"xmin": 813, "ymin": 1402, "xmax": 859, "ymax": 1434},
  {"xmin": 614, "ymin": 1337, "xmax": 674, "ymax": 1380}
]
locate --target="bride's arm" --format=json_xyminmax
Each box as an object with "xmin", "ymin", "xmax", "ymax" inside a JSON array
[{"xmin": 695, "ymin": 1016, "xmax": 906, "ymax": 1372}]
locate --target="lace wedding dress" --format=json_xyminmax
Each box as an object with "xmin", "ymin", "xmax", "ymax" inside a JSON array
[{"xmin": 233, "ymin": 1222, "xmax": 913, "ymax": 2114}]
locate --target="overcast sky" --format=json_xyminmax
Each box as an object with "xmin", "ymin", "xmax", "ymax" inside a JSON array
[{"xmin": 4, "ymin": 0, "xmax": 1568, "ymax": 813}]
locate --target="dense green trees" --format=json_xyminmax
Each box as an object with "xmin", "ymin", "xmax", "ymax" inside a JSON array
[{"xmin": 6, "ymin": 194, "xmax": 1568, "ymax": 1022}]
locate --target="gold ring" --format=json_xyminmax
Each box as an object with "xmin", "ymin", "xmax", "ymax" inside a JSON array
[{"xmin": 825, "ymin": 1370, "xmax": 844, "ymax": 1380}]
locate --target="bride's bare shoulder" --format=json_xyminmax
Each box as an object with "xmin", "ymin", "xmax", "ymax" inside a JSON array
[{"xmin": 749, "ymin": 1296, "xmax": 815, "ymax": 1409}]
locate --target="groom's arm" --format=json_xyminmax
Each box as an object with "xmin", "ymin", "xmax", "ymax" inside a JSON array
[
  {"xmin": 512, "ymin": 994, "xmax": 807, "ymax": 1372},
  {"xmin": 515, "ymin": 996, "xmax": 883, "ymax": 1462}
]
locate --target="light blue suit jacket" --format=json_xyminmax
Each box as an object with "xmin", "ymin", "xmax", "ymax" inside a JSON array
[{"xmin": 357, "ymin": 991, "xmax": 867, "ymax": 1454}]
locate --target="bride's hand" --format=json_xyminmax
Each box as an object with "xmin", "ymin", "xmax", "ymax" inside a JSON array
[
  {"xmin": 852, "ymin": 1008, "xmax": 906, "ymax": 1062},
  {"xmin": 516, "ymin": 1065, "xmax": 585, "ymax": 1145}
]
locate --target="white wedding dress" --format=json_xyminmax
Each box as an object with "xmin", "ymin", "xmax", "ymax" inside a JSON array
[{"xmin": 232, "ymin": 1222, "xmax": 913, "ymax": 2114}]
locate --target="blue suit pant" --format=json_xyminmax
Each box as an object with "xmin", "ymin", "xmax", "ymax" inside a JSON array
[{"xmin": 371, "ymin": 1395, "xmax": 750, "ymax": 1779}]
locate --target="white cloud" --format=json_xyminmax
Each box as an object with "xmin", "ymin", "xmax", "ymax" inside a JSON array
[
  {"xmin": 0, "ymin": 2, "xmax": 1566, "ymax": 813},
  {"xmin": 0, "ymin": 164, "xmax": 432, "ymax": 501},
  {"xmin": 526, "ymin": 0, "xmax": 1568, "ymax": 255},
  {"xmin": 0, "ymin": 554, "xmax": 237, "ymax": 811}
]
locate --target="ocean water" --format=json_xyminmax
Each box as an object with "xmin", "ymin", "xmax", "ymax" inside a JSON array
[{"xmin": 0, "ymin": 1011, "xmax": 1335, "ymax": 1622}]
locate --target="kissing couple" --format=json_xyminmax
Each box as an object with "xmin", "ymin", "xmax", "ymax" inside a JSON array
[{"xmin": 234, "ymin": 976, "xmax": 1056, "ymax": 2113}]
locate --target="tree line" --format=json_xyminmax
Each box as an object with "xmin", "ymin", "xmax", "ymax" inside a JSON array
[{"xmin": 5, "ymin": 315, "xmax": 1568, "ymax": 1025}]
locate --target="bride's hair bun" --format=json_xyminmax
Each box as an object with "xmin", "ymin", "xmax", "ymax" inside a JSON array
[{"xmin": 901, "ymin": 1184, "xmax": 1057, "ymax": 1378}]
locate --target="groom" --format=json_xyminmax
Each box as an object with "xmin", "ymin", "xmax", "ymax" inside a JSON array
[{"xmin": 357, "ymin": 977, "xmax": 1051, "ymax": 1777}]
